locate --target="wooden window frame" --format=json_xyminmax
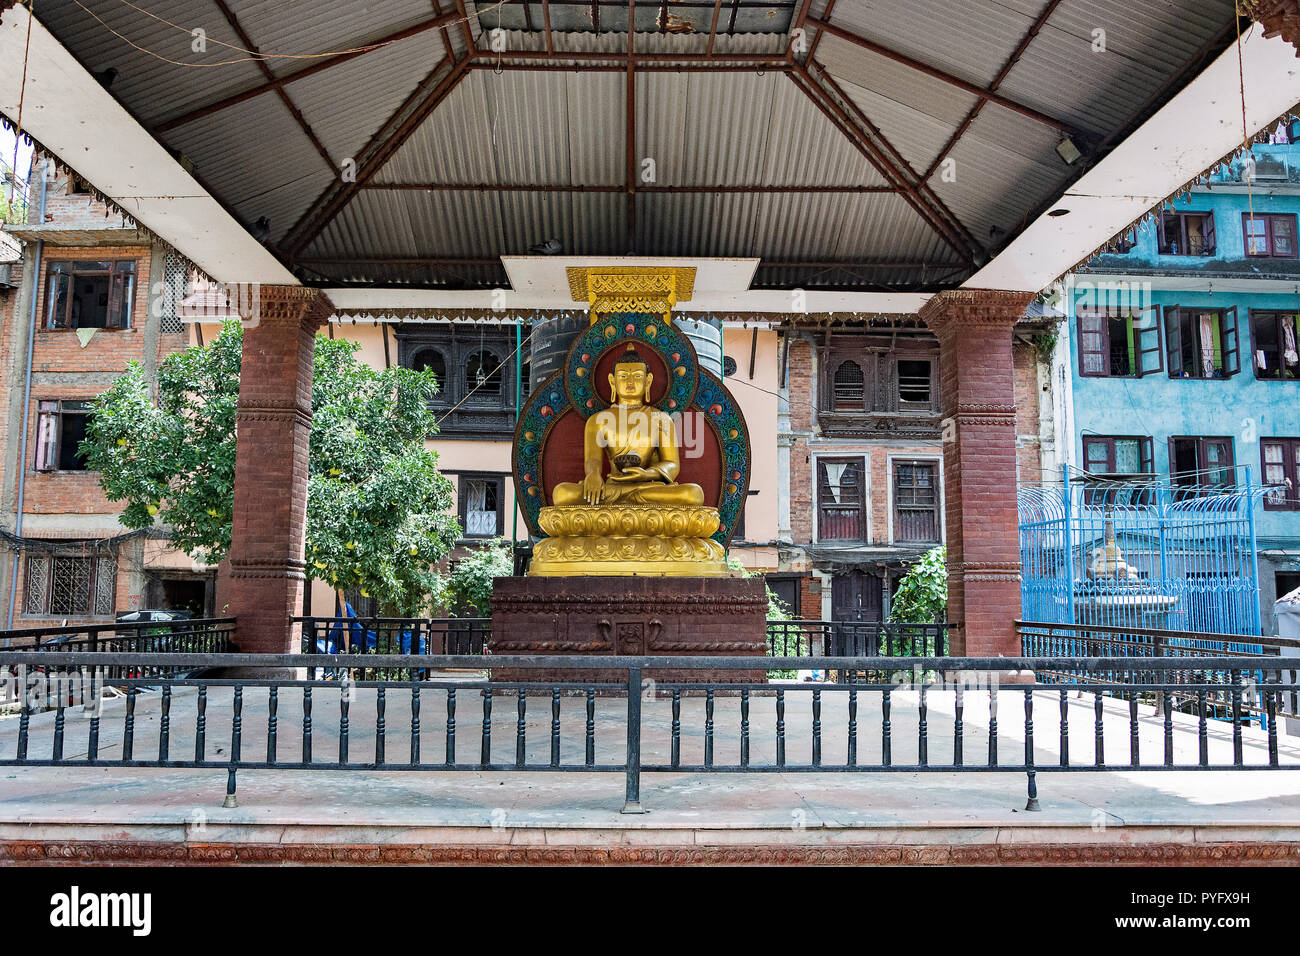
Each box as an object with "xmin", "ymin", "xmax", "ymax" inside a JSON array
[
  {"xmin": 1169, "ymin": 436, "xmax": 1236, "ymax": 488},
  {"xmin": 1243, "ymin": 212, "xmax": 1299, "ymax": 259},
  {"xmin": 22, "ymin": 550, "xmax": 116, "ymax": 618},
  {"xmin": 44, "ymin": 260, "xmax": 135, "ymax": 331},
  {"xmin": 889, "ymin": 457, "xmax": 942, "ymax": 546},
  {"xmin": 815, "ymin": 456, "xmax": 867, "ymax": 543},
  {"xmin": 1250, "ymin": 310, "xmax": 1300, "ymax": 380},
  {"xmin": 895, "ymin": 354, "xmax": 937, "ymax": 411},
  {"xmin": 831, "ymin": 358, "xmax": 866, "ymax": 410},
  {"xmin": 409, "ymin": 346, "xmax": 450, "ymax": 400},
  {"xmin": 1081, "ymin": 436, "xmax": 1154, "ymax": 476},
  {"xmin": 1164, "ymin": 305, "xmax": 1241, "ymax": 379},
  {"xmin": 1077, "ymin": 306, "xmax": 1162, "ymax": 378},
  {"xmin": 1157, "ymin": 209, "xmax": 1216, "ymax": 257},
  {"xmin": 34, "ymin": 399, "xmax": 92, "ymax": 472},
  {"xmin": 456, "ymin": 472, "xmax": 507, "ymax": 539},
  {"xmin": 1262, "ymin": 438, "xmax": 1300, "ymax": 510}
]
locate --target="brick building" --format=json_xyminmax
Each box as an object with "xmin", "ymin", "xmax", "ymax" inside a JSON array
[
  {"xmin": 0, "ymin": 166, "xmax": 205, "ymax": 628},
  {"xmin": 759, "ymin": 315, "xmax": 1055, "ymax": 624}
]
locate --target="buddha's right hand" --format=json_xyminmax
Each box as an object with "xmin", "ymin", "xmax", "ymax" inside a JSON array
[{"xmin": 583, "ymin": 472, "xmax": 604, "ymax": 504}]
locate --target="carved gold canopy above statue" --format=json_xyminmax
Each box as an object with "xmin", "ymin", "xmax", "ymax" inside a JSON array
[
  {"xmin": 566, "ymin": 266, "xmax": 697, "ymax": 319},
  {"xmin": 514, "ymin": 267, "xmax": 749, "ymax": 577}
]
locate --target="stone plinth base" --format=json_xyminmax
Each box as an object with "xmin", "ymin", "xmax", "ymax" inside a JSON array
[{"xmin": 488, "ymin": 576, "xmax": 768, "ymax": 684}]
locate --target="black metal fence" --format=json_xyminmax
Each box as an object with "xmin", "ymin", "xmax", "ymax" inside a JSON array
[
  {"xmin": 1018, "ymin": 620, "xmax": 1300, "ymax": 720},
  {"xmin": 298, "ymin": 617, "xmax": 489, "ymax": 656},
  {"xmin": 0, "ymin": 619, "xmax": 235, "ymax": 679},
  {"xmin": 766, "ymin": 620, "xmax": 947, "ymax": 657},
  {"xmin": 1, "ymin": 650, "xmax": 1294, "ymax": 813}
]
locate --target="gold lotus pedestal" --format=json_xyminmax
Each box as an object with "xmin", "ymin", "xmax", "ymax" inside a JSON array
[{"xmin": 527, "ymin": 505, "xmax": 735, "ymax": 577}]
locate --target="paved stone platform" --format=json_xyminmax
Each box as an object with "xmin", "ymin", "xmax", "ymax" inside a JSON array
[{"xmin": 3, "ymin": 684, "xmax": 1300, "ymax": 864}]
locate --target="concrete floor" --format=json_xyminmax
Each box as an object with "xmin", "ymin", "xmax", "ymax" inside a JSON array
[{"xmin": 3, "ymin": 681, "xmax": 1300, "ymax": 856}]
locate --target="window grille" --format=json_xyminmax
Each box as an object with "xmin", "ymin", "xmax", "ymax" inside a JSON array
[
  {"xmin": 160, "ymin": 251, "xmax": 188, "ymax": 334},
  {"xmin": 22, "ymin": 548, "xmax": 116, "ymax": 617}
]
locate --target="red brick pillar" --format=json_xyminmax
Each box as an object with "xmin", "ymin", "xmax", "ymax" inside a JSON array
[
  {"xmin": 919, "ymin": 289, "xmax": 1035, "ymax": 658},
  {"xmin": 226, "ymin": 286, "xmax": 333, "ymax": 654}
]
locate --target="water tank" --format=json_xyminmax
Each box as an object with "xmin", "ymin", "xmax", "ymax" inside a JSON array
[
  {"xmin": 528, "ymin": 313, "xmax": 588, "ymax": 393},
  {"xmin": 675, "ymin": 315, "xmax": 723, "ymax": 378},
  {"xmin": 528, "ymin": 313, "xmax": 724, "ymax": 392}
]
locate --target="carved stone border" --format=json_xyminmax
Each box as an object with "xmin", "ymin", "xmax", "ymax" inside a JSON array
[{"xmin": 2, "ymin": 840, "xmax": 1297, "ymax": 866}]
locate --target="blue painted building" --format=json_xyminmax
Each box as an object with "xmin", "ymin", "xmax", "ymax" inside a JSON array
[{"xmin": 1053, "ymin": 137, "xmax": 1300, "ymax": 633}]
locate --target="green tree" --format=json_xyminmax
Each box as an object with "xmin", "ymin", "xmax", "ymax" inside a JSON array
[
  {"xmin": 889, "ymin": 546, "xmax": 948, "ymax": 624},
  {"xmin": 80, "ymin": 319, "xmax": 462, "ymax": 615},
  {"xmin": 442, "ymin": 538, "xmax": 515, "ymax": 616}
]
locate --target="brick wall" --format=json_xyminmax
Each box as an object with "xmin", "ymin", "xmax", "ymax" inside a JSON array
[
  {"xmin": 0, "ymin": 235, "xmax": 189, "ymax": 628},
  {"xmin": 788, "ymin": 337, "xmax": 814, "ymax": 543},
  {"xmin": 1013, "ymin": 338, "xmax": 1044, "ymax": 486}
]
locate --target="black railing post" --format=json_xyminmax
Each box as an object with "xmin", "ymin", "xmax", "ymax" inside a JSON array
[
  {"xmin": 1024, "ymin": 689, "xmax": 1040, "ymax": 811},
  {"xmin": 622, "ymin": 665, "xmax": 645, "ymax": 814},
  {"xmin": 224, "ymin": 685, "xmax": 242, "ymax": 809}
]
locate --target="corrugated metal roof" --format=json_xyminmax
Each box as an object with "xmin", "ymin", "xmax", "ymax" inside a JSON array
[
  {"xmin": 34, "ymin": 0, "xmax": 265, "ymax": 126},
  {"xmin": 284, "ymin": 28, "xmax": 449, "ymax": 165},
  {"xmin": 28, "ymin": 1, "xmax": 1247, "ymax": 289}
]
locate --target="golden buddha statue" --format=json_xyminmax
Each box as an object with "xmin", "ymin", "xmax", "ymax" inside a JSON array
[
  {"xmin": 530, "ymin": 343, "xmax": 732, "ymax": 576},
  {"xmin": 552, "ymin": 345, "xmax": 705, "ymax": 508}
]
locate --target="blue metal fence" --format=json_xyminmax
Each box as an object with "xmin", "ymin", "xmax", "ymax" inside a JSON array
[{"xmin": 1019, "ymin": 468, "xmax": 1264, "ymax": 639}]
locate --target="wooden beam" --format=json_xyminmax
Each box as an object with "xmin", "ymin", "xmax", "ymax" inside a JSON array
[
  {"xmin": 705, "ymin": 0, "xmax": 724, "ymax": 55},
  {"xmin": 626, "ymin": 0, "xmax": 637, "ymax": 252},
  {"xmin": 809, "ymin": 61, "xmax": 982, "ymax": 257}
]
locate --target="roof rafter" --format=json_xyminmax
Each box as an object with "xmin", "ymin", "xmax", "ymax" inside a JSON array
[
  {"xmin": 804, "ymin": 14, "xmax": 1076, "ymax": 134},
  {"xmin": 209, "ymin": 0, "xmax": 336, "ymax": 174},
  {"xmin": 808, "ymin": 60, "xmax": 983, "ymax": 257},
  {"xmin": 626, "ymin": 0, "xmax": 637, "ymax": 251},
  {"xmin": 282, "ymin": 54, "xmax": 473, "ymax": 258},
  {"xmin": 921, "ymin": 0, "xmax": 1065, "ymax": 185},
  {"xmin": 787, "ymin": 64, "xmax": 978, "ymax": 265},
  {"xmin": 154, "ymin": 11, "xmax": 463, "ymax": 132}
]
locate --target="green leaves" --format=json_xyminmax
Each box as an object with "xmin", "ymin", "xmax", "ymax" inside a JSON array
[
  {"xmin": 82, "ymin": 320, "xmax": 459, "ymax": 615},
  {"xmin": 889, "ymin": 546, "xmax": 947, "ymax": 625},
  {"xmin": 442, "ymin": 539, "xmax": 515, "ymax": 616}
]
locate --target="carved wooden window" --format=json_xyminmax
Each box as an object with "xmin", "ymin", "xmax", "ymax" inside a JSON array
[
  {"xmin": 896, "ymin": 359, "xmax": 933, "ymax": 408},
  {"xmin": 892, "ymin": 460, "xmax": 939, "ymax": 544},
  {"xmin": 410, "ymin": 347, "xmax": 448, "ymax": 394},
  {"xmin": 816, "ymin": 457, "xmax": 865, "ymax": 542},
  {"xmin": 464, "ymin": 350, "xmax": 502, "ymax": 398},
  {"xmin": 832, "ymin": 360, "xmax": 864, "ymax": 409}
]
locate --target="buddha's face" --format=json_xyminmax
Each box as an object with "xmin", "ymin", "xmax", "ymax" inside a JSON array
[{"xmin": 610, "ymin": 361, "xmax": 652, "ymax": 404}]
